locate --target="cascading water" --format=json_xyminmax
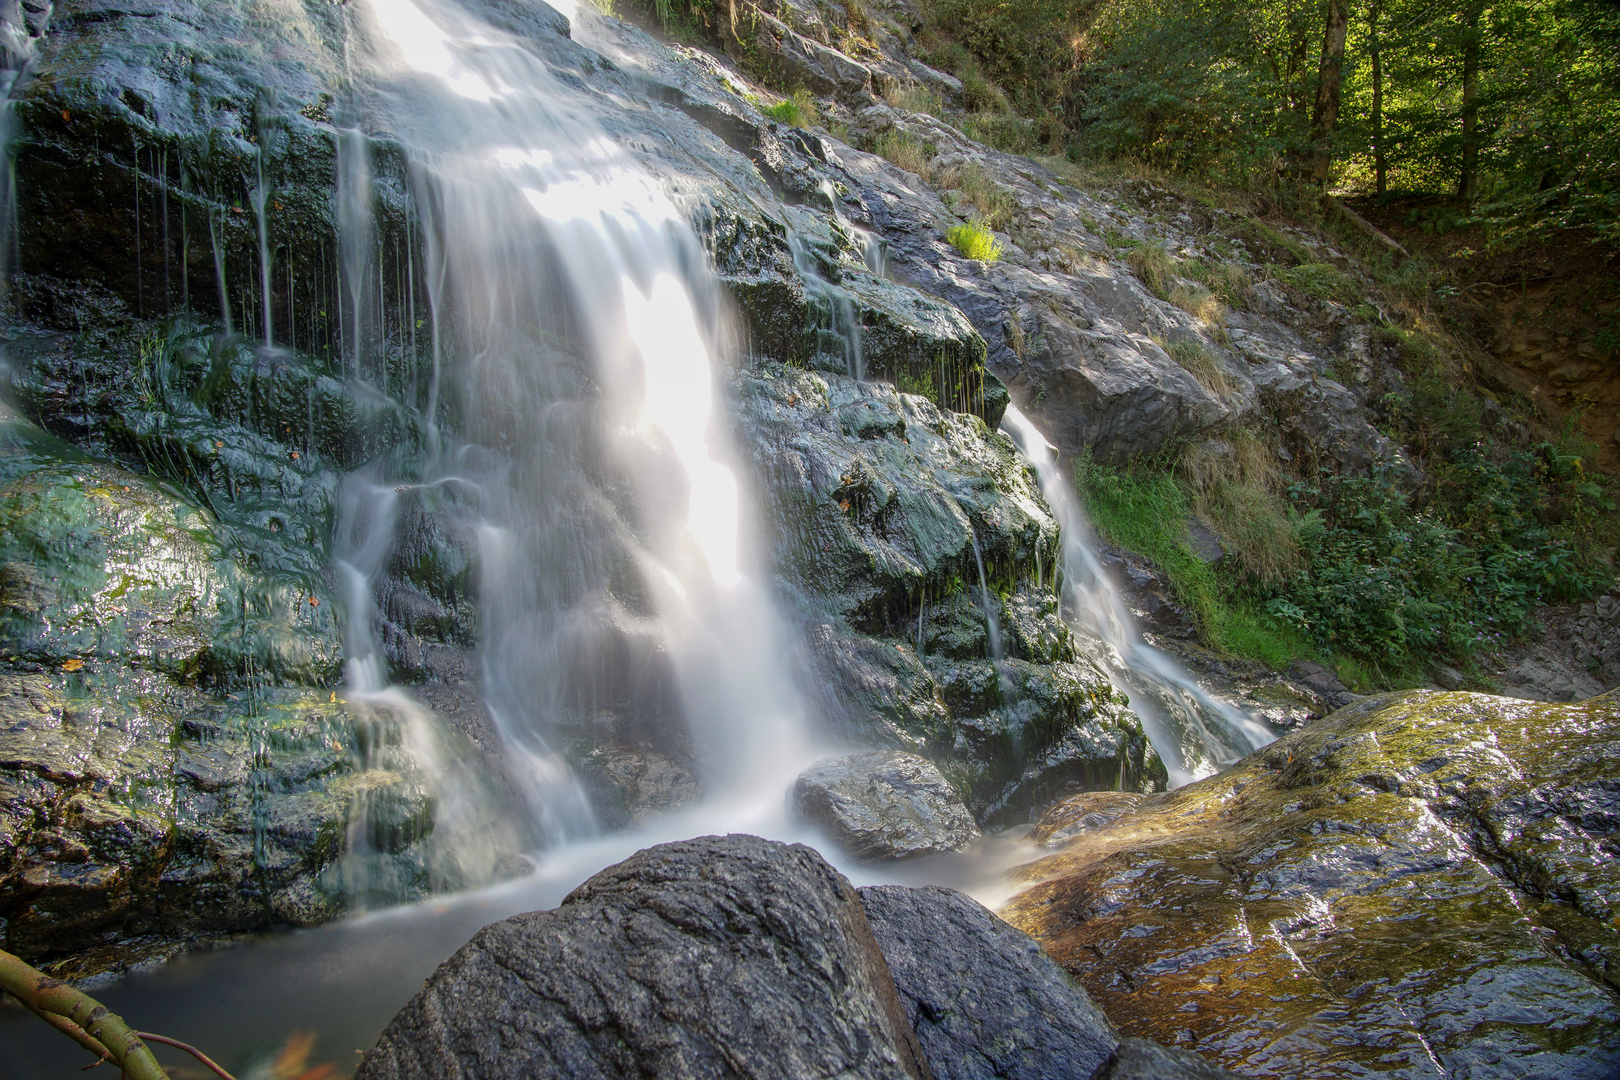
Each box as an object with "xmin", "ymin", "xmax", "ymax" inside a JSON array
[
  {"xmin": 1001, "ymin": 405, "xmax": 1275, "ymax": 785},
  {"xmin": 0, "ymin": 1, "xmax": 47, "ymax": 288},
  {"xmin": 336, "ymin": 0, "xmax": 814, "ymax": 853}
]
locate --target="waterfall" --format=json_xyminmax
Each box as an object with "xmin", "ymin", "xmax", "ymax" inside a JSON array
[
  {"xmin": 0, "ymin": 1, "xmax": 47, "ymax": 295},
  {"xmin": 1000, "ymin": 405, "xmax": 1274, "ymax": 786},
  {"xmin": 338, "ymin": 0, "xmax": 813, "ymax": 851}
]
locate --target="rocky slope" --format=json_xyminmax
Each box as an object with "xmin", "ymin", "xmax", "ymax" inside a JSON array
[{"xmin": 1002, "ymin": 688, "xmax": 1620, "ymax": 1079}]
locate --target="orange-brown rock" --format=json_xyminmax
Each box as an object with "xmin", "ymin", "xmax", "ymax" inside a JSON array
[{"xmin": 1001, "ymin": 689, "xmax": 1620, "ymax": 1079}]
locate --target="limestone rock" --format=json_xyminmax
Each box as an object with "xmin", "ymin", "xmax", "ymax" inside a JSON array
[
  {"xmin": 793, "ymin": 752, "xmax": 980, "ymax": 861},
  {"xmin": 1002, "ymin": 690, "xmax": 1620, "ymax": 1079},
  {"xmin": 353, "ymin": 835, "xmax": 930, "ymax": 1080}
]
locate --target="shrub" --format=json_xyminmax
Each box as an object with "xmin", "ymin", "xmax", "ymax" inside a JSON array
[{"xmin": 946, "ymin": 220, "xmax": 1004, "ymax": 261}]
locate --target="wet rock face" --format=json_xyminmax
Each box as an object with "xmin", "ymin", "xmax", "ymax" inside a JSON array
[
  {"xmin": 353, "ymin": 836, "xmax": 1237, "ymax": 1080},
  {"xmin": 1002, "ymin": 690, "xmax": 1620, "ymax": 1079},
  {"xmin": 735, "ymin": 364, "xmax": 1166, "ymax": 822},
  {"xmin": 792, "ymin": 752, "xmax": 980, "ymax": 861},
  {"xmin": 353, "ymin": 835, "xmax": 932, "ymax": 1080},
  {"xmin": 0, "ymin": 445, "xmax": 521, "ymax": 976}
]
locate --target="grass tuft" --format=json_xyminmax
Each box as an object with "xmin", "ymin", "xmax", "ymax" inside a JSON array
[
  {"xmin": 763, "ymin": 89, "xmax": 819, "ymax": 129},
  {"xmin": 1127, "ymin": 243, "xmax": 1174, "ymax": 299},
  {"xmin": 946, "ymin": 220, "xmax": 1004, "ymax": 261},
  {"xmin": 1163, "ymin": 339, "xmax": 1232, "ymax": 396},
  {"xmin": 873, "ymin": 131, "xmax": 931, "ymax": 175}
]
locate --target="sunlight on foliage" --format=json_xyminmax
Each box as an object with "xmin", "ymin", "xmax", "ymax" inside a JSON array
[{"xmin": 946, "ymin": 220, "xmax": 1004, "ymax": 261}]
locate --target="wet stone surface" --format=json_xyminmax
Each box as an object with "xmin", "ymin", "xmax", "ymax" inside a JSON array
[
  {"xmin": 792, "ymin": 751, "xmax": 980, "ymax": 861},
  {"xmin": 735, "ymin": 364, "xmax": 1167, "ymax": 824},
  {"xmin": 1001, "ymin": 689, "xmax": 1620, "ymax": 1079}
]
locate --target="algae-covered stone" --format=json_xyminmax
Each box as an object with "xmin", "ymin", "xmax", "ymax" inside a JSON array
[
  {"xmin": 0, "ymin": 666, "xmax": 522, "ymax": 977},
  {"xmin": 1002, "ymin": 689, "xmax": 1620, "ymax": 1079}
]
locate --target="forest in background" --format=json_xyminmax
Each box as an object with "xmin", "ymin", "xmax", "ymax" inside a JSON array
[{"xmin": 933, "ymin": 0, "xmax": 1619, "ymax": 250}]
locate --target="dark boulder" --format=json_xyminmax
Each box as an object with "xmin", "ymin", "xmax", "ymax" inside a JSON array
[
  {"xmin": 353, "ymin": 834, "xmax": 931, "ymax": 1080},
  {"xmin": 857, "ymin": 884, "xmax": 1116, "ymax": 1080}
]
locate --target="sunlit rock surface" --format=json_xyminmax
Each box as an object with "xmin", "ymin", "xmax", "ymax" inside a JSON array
[{"xmin": 1002, "ymin": 690, "xmax": 1620, "ymax": 1079}]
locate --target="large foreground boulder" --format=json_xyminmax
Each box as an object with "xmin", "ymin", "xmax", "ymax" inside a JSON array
[
  {"xmin": 354, "ymin": 835, "xmax": 931, "ymax": 1080},
  {"xmin": 356, "ymin": 835, "xmax": 1237, "ymax": 1079},
  {"xmin": 1002, "ymin": 690, "xmax": 1620, "ymax": 1079},
  {"xmin": 859, "ymin": 884, "xmax": 1112, "ymax": 1080}
]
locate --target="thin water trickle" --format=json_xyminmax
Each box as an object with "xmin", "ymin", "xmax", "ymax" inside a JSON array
[
  {"xmin": 252, "ymin": 142, "xmax": 273, "ymax": 348},
  {"xmin": 1000, "ymin": 405, "xmax": 1275, "ymax": 785},
  {"xmin": 0, "ymin": 0, "xmax": 46, "ymax": 297},
  {"xmin": 788, "ymin": 229, "xmax": 867, "ymax": 381}
]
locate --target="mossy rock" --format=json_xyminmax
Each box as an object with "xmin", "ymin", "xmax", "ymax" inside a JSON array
[{"xmin": 1003, "ymin": 689, "xmax": 1620, "ymax": 1079}]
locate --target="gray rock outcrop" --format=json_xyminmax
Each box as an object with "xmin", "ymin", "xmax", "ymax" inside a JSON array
[
  {"xmin": 793, "ymin": 752, "xmax": 980, "ymax": 861},
  {"xmin": 1004, "ymin": 690, "xmax": 1620, "ymax": 1079}
]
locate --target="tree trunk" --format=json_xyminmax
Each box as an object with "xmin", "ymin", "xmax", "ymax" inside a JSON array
[
  {"xmin": 1458, "ymin": 0, "xmax": 1484, "ymax": 201},
  {"xmin": 1371, "ymin": 0, "xmax": 1387, "ymax": 194},
  {"xmin": 1308, "ymin": 0, "xmax": 1351, "ymax": 183}
]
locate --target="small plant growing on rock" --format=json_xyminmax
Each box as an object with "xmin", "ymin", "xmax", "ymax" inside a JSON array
[
  {"xmin": 935, "ymin": 161, "xmax": 1015, "ymax": 227},
  {"xmin": 1126, "ymin": 243, "xmax": 1174, "ymax": 298},
  {"xmin": 873, "ymin": 130, "xmax": 931, "ymax": 175},
  {"xmin": 884, "ymin": 81, "xmax": 943, "ymax": 117},
  {"xmin": 763, "ymin": 89, "xmax": 819, "ymax": 128},
  {"xmin": 947, "ymin": 220, "xmax": 1003, "ymax": 262},
  {"xmin": 1162, "ymin": 338, "xmax": 1231, "ymax": 395},
  {"xmin": 1168, "ymin": 283, "xmax": 1228, "ymax": 340}
]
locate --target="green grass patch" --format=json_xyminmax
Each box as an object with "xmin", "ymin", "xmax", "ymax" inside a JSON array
[
  {"xmin": 763, "ymin": 89, "xmax": 819, "ymax": 129},
  {"xmin": 873, "ymin": 130, "xmax": 931, "ymax": 175},
  {"xmin": 1073, "ymin": 458, "xmax": 1313, "ymax": 669},
  {"xmin": 946, "ymin": 220, "xmax": 1004, "ymax": 261},
  {"xmin": 1268, "ymin": 262, "xmax": 1360, "ymax": 304}
]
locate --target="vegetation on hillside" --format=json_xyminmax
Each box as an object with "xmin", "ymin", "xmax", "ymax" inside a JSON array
[{"xmin": 929, "ymin": 0, "xmax": 1619, "ymax": 249}]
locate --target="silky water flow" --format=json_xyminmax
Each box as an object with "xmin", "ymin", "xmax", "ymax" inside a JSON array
[{"xmin": 331, "ymin": 0, "xmax": 816, "ymax": 871}]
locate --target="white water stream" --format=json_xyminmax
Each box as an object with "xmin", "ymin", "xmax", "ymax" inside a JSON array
[
  {"xmin": 1001, "ymin": 406, "xmax": 1274, "ymax": 785},
  {"xmin": 337, "ymin": 0, "xmax": 816, "ymax": 856}
]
